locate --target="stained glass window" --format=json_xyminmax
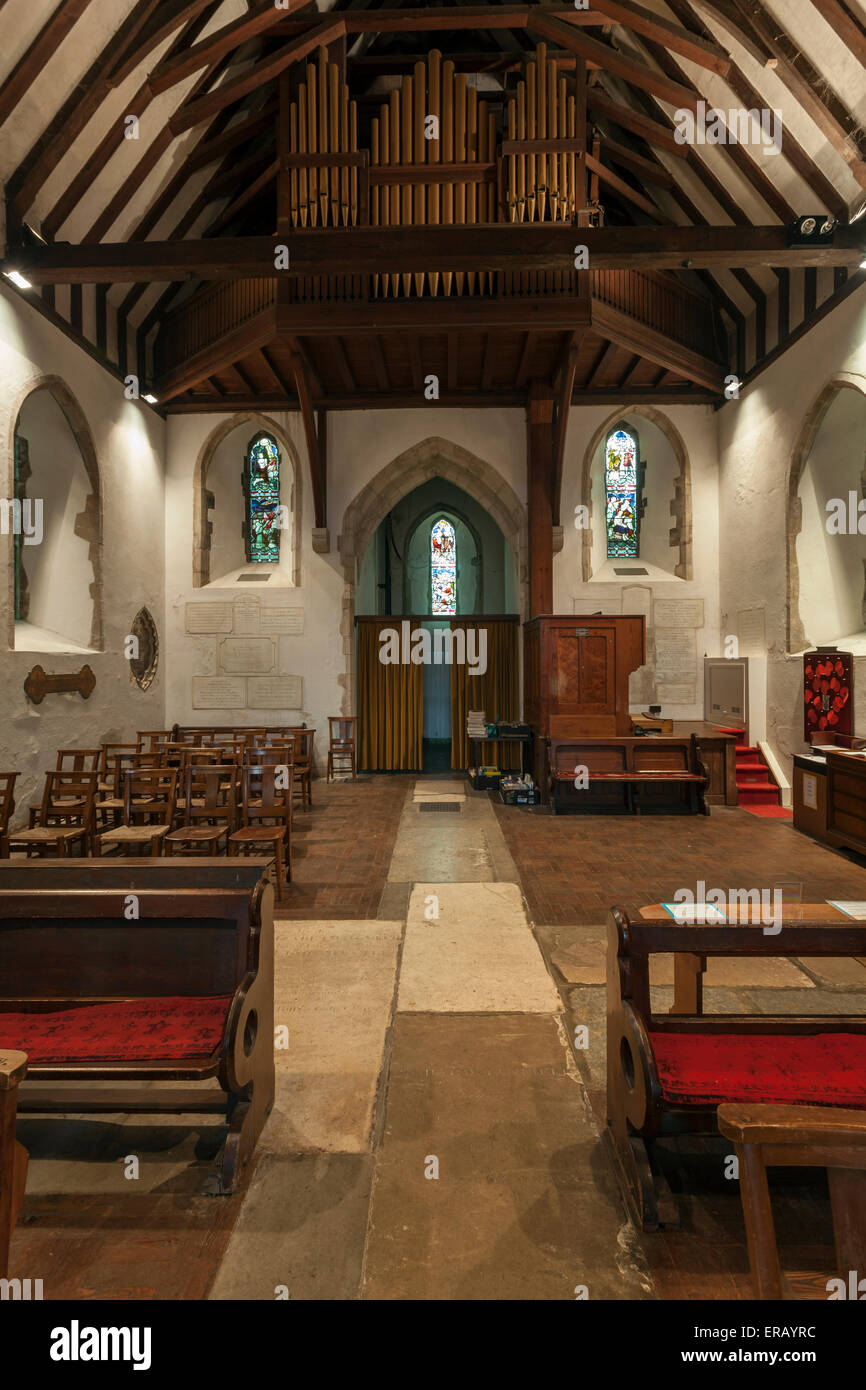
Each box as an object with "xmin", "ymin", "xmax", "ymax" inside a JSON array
[
  {"xmin": 605, "ymin": 427, "xmax": 639, "ymax": 559},
  {"xmin": 430, "ymin": 518, "xmax": 456, "ymax": 615},
  {"xmin": 245, "ymin": 434, "xmax": 281, "ymax": 564}
]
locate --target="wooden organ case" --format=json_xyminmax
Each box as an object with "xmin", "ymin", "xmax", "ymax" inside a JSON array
[
  {"xmin": 524, "ymin": 615, "xmax": 647, "ymax": 787},
  {"xmin": 282, "ymin": 43, "xmax": 589, "ymax": 301}
]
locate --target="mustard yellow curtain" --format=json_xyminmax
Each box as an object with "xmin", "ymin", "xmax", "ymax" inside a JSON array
[
  {"xmin": 357, "ymin": 620, "xmax": 423, "ymax": 770},
  {"xmin": 450, "ymin": 619, "xmax": 520, "ymax": 771}
]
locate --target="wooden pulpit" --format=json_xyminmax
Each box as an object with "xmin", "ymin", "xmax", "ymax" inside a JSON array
[{"xmin": 524, "ymin": 614, "xmax": 647, "ymax": 790}]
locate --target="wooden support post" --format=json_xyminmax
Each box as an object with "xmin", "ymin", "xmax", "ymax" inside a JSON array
[
  {"xmin": 0, "ymin": 1050, "xmax": 28, "ymax": 1280},
  {"xmin": 527, "ymin": 381, "xmax": 555, "ymax": 618}
]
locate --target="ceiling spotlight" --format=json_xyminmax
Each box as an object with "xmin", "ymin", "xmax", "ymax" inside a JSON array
[
  {"xmin": 143, "ymin": 393, "xmax": 158, "ymax": 404},
  {"xmin": 4, "ymin": 270, "xmax": 32, "ymax": 289}
]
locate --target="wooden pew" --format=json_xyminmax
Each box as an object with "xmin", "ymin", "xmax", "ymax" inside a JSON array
[
  {"xmin": 548, "ymin": 735, "xmax": 709, "ymax": 815},
  {"xmin": 0, "ymin": 858, "xmax": 275, "ymax": 1194},
  {"xmin": 606, "ymin": 903, "xmax": 866, "ymax": 1232},
  {"xmin": 0, "ymin": 1049, "xmax": 28, "ymax": 1279},
  {"xmin": 718, "ymin": 1102, "xmax": 866, "ymax": 1300}
]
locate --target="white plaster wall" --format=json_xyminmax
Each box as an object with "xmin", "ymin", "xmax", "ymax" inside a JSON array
[
  {"xmin": 165, "ymin": 408, "xmax": 526, "ymax": 763},
  {"xmin": 796, "ymin": 388, "xmax": 866, "ymax": 646},
  {"xmin": 558, "ymin": 402, "xmax": 722, "ymax": 721},
  {"xmin": 718, "ymin": 284, "xmax": 866, "ymax": 767},
  {"xmin": 16, "ymin": 387, "xmax": 93, "ymax": 648},
  {"xmin": 0, "ymin": 284, "xmax": 166, "ymax": 822}
]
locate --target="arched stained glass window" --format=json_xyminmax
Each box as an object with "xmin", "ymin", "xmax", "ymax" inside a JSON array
[
  {"xmin": 430, "ymin": 518, "xmax": 456, "ymax": 614},
  {"xmin": 245, "ymin": 434, "xmax": 281, "ymax": 563},
  {"xmin": 605, "ymin": 426, "xmax": 639, "ymax": 559}
]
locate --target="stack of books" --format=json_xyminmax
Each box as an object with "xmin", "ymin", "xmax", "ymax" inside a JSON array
[{"xmin": 467, "ymin": 710, "xmax": 487, "ymax": 740}]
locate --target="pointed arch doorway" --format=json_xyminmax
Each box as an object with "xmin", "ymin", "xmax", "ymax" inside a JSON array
[{"xmin": 344, "ymin": 441, "xmax": 526, "ymax": 773}]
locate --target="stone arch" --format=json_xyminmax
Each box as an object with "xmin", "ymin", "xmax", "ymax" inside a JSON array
[
  {"xmin": 338, "ymin": 436, "xmax": 528, "ymax": 713},
  {"xmin": 786, "ymin": 372, "xmax": 866, "ymax": 654},
  {"xmin": 579, "ymin": 405, "xmax": 692, "ymax": 581},
  {"xmin": 6, "ymin": 373, "xmax": 103, "ymax": 651},
  {"xmin": 192, "ymin": 411, "xmax": 302, "ymax": 587}
]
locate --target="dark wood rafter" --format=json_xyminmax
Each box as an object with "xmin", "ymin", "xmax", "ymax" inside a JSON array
[
  {"xmin": 0, "ymin": 0, "xmax": 95, "ymax": 130},
  {"xmin": 806, "ymin": 0, "xmax": 866, "ymax": 70},
  {"xmin": 148, "ymin": 0, "xmax": 312, "ymax": 96},
  {"xmin": 11, "ymin": 226, "xmax": 866, "ymax": 283},
  {"xmin": 290, "ymin": 351, "xmax": 327, "ymax": 528},
  {"xmin": 552, "ymin": 330, "xmax": 583, "ymax": 525}
]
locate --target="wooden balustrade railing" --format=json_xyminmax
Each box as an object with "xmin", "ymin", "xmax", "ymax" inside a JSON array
[{"xmin": 592, "ymin": 268, "xmax": 717, "ymax": 357}]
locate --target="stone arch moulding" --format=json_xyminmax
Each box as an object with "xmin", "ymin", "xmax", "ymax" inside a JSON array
[
  {"xmin": 579, "ymin": 405, "xmax": 693, "ymax": 582},
  {"xmin": 338, "ymin": 436, "xmax": 528, "ymax": 715},
  {"xmin": 786, "ymin": 372, "xmax": 866, "ymax": 655},
  {"xmin": 192, "ymin": 411, "xmax": 302, "ymax": 588},
  {"xmin": 6, "ymin": 373, "xmax": 104, "ymax": 652}
]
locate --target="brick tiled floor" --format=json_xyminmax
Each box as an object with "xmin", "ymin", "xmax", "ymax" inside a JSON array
[
  {"xmin": 276, "ymin": 774, "xmax": 411, "ymax": 919},
  {"xmin": 492, "ymin": 801, "xmax": 866, "ymax": 925}
]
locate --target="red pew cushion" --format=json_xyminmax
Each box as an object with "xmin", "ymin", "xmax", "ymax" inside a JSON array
[
  {"xmin": 650, "ymin": 1031, "xmax": 866, "ymax": 1109},
  {"xmin": 0, "ymin": 996, "xmax": 233, "ymax": 1063}
]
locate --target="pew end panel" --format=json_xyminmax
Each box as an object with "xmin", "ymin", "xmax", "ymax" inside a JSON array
[
  {"xmin": 0, "ymin": 860, "xmax": 275, "ymax": 1195},
  {"xmin": 605, "ymin": 906, "xmax": 866, "ymax": 1234},
  {"xmin": 0, "ymin": 1049, "xmax": 28, "ymax": 1279}
]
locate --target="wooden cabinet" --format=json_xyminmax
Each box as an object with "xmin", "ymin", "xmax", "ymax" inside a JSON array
[
  {"xmin": 524, "ymin": 615, "xmax": 646, "ymax": 739},
  {"xmin": 826, "ymin": 750, "xmax": 866, "ymax": 854},
  {"xmin": 524, "ymin": 615, "xmax": 646, "ymax": 792},
  {"xmin": 793, "ymin": 754, "xmax": 829, "ymax": 843}
]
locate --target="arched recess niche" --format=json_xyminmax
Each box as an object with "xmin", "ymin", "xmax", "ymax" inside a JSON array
[
  {"xmin": 402, "ymin": 502, "xmax": 484, "ymax": 615},
  {"xmin": 192, "ymin": 412, "xmax": 301, "ymax": 587},
  {"xmin": 7, "ymin": 375, "xmax": 103, "ymax": 652},
  {"xmin": 579, "ymin": 405, "xmax": 693, "ymax": 582},
  {"xmin": 338, "ymin": 436, "xmax": 528, "ymax": 713},
  {"xmin": 787, "ymin": 373, "xmax": 866, "ymax": 653}
]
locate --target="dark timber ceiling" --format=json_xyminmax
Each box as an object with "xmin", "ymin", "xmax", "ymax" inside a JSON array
[{"xmin": 1, "ymin": 0, "xmax": 865, "ymax": 415}]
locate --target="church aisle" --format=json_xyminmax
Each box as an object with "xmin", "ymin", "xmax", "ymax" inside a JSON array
[{"xmin": 211, "ymin": 777, "xmax": 653, "ymax": 1300}]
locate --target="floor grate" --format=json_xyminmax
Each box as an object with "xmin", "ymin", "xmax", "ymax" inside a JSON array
[{"xmin": 417, "ymin": 802, "xmax": 462, "ymax": 813}]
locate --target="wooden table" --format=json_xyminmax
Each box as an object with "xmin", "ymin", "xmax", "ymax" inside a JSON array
[{"xmin": 637, "ymin": 901, "xmax": 866, "ymax": 1014}]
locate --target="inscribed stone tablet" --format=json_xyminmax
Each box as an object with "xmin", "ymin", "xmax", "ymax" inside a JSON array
[
  {"xmin": 622, "ymin": 585, "xmax": 652, "ymax": 621},
  {"xmin": 737, "ymin": 608, "xmax": 766, "ymax": 656},
  {"xmin": 233, "ymin": 595, "xmax": 261, "ymax": 634},
  {"xmin": 185, "ymin": 602, "xmax": 233, "ymax": 634},
  {"xmin": 192, "ymin": 676, "xmax": 247, "ymax": 709},
  {"xmin": 218, "ymin": 637, "xmax": 276, "ymax": 673},
  {"xmin": 653, "ymin": 598, "xmax": 704, "ymax": 628},
  {"xmin": 247, "ymin": 676, "xmax": 303, "ymax": 709},
  {"xmin": 655, "ymin": 627, "xmax": 697, "ymax": 686},
  {"xmin": 260, "ymin": 607, "xmax": 304, "ymax": 635},
  {"xmin": 656, "ymin": 684, "xmax": 696, "ymax": 704}
]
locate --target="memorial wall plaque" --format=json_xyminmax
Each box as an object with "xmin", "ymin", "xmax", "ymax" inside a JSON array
[
  {"xmin": 655, "ymin": 627, "xmax": 697, "ymax": 696},
  {"xmin": 185, "ymin": 603, "xmax": 233, "ymax": 634},
  {"xmin": 656, "ymin": 683, "xmax": 696, "ymax": 704},
  {"xmin": 247, "ymin": 675, "xmax": 303, "ymax": 709},
  {"xmin": 233, "ymin": 595, "xmax": 261, "ymax": 634},
  {"xmin": 260, "ymin": 607, "xmax": 304, "ymax": 635},
  {"xmin": 653, "ymin": 598, "xmax": 704, "ymax": 628},
  {"xmin": 737, "ymin": 607, "xmax": 766, "ymax": 656},
  {"xmin": 192, "ymin": 676, "xmax": 247, "ymax": 709},
  {"xmin": 218, "ymin": 637, "xmax": 276, "ymax": 673},
  {"xmin": 622, "ymin": 585, "xmax": 652, "ymax": 622}
]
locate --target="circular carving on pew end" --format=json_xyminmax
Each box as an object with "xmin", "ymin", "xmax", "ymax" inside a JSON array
[{"xmin": 243, "ymin": 1009, "xmax": 258, "ymax": 1058}]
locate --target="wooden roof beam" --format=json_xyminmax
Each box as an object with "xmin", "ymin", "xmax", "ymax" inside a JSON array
[
  {"xmin": 148, "ymin": 0, "xmax": 312, "ymax": 95},
  {"xmin": 587, "ymin": 89, "xmax": 688, "ymax": 156},
  {"xmin": 0, "ymin": 0, "xmax": 96, "ymax": 130},
  {"xmin": 562, "ymin": 0, "xmax": 732, "ymax": 77},
  {"xmin": 12, "ymin": 225, "xmax": 866, "ymax": 284},
  {"xmin": 527, "ymin": 13, "xmax": 702, "ymax": 113},
  {"xmin": 169, "ymin": 18, "xmax": 346, "ymax": 135}
]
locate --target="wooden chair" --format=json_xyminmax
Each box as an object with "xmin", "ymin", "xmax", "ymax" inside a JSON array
[
  {"xmin": 718, "ymin": 1103, "xmax": 866, "ymax": 1300},
  {"xmin": 229, "ymin": 765, "xmax": 292, "ymax": 900},
  {"xmin": 9, "ymin": 771, "xmax": 98, "ymax": 857},
  {"xmin": 136, "ymin": 730, "xmax": 171, "ymax": 754},
  {"xmin": 291, "ymin": 729, "xmax": 314, "ymax": 809},
  {"xmin": 0, "ymin": 1050, "xmax": 28, "ymax": 1280},
  {"xmin": 0, "ymin": 773, "xmax": 18, "ymax": 858},
  {"xmin": 327, "ymin": 716, "xmax": 356, "ymax": 781},
  {"xmin": 165, "ymin": 763, "xmax": 237, "ymax": 856},
  {"xmin": 25, "ymin": 749, "xmax": 102, "ymax": 825},
  {"xmin": 95, "ymin": 767, "xmax": 178, "ymax": 857},
  {"xmin": 97, "ymin": 750, "xmax": 164, "ymax": 832},
  {"xmin": 99, "ymin": 742, "xmax": 137, "ymax": 794}
]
